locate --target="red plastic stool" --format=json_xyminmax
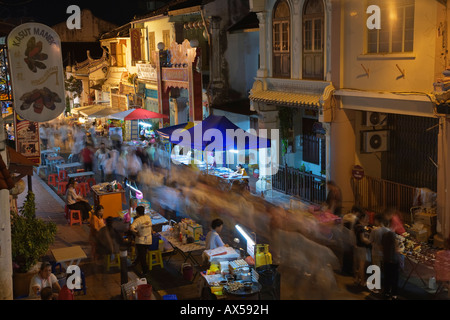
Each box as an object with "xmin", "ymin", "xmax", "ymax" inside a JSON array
[
  {"xmin": 57, "ymin": 181, "xmax": 68, "ymax": 195},
  {"xmin": 68, "ymin": 210, "xmax": 82, "ymax": 226},
  {"xmin": 48, "ymin": 174, "xmax": 58, "ymax": 187},
  {"xmin": 76, "ymin": 182, "xmax": 88, "ymax": 197},
  {"xmin": 59, "ymin": 170, "xmax": 68, "ymax": 182}
]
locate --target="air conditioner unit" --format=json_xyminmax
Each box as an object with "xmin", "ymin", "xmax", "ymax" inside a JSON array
[
  {"xmin": 361, "ymin": 130, "xmax": 390, "ymax": 153},
  {"xmin": 363, "ymin": 112, "xmax": 387, "ymax": 126}
]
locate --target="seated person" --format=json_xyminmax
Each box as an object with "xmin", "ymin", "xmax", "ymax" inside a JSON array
[
  {"xmin": 66, "ymin": 178, "xmax": 92, "ymax": 223},
  {"xmin": 29, "ymin": 262, "xmax": 61, "ymax": 299},
  {"xmin": 235, "ymin": 164, "xmax": 246, "ymax": 176},
  {"xmin": 205, "ymin": 218, "xmax": 228, "ymax": 250}
]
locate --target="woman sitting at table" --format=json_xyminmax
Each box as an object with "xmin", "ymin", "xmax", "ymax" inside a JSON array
[
  {"xmin": 235, "ymin": 164, "xmax": 246, "ymax": 176},
  {"xmin": 66, "ymin": 177, "xmax": 92, "ymax": 223}
]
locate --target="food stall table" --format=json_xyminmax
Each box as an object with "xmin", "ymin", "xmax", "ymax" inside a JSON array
[
  {"xmin": 68, "ymin": 171, "xmax": 96, "ymax": 180},
  {"xmin": 51, "ymin": 245, "xmax": 87, "ymax": 270},
  {"xmin": 56, "ymin": 162, "xmax": 82, "ymax": 175},
  {"xmin": 159, "ymin": 231, "xmax": 205, "ymax": 279},
  {"xmin": 91, "ymin": 184, "xmax": 125, "ymax": 219},
  {"xmin": 401, "ymin": 254, "xmax": 436, "ymax": 290}
]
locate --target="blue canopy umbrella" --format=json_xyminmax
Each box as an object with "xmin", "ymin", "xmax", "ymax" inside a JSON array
[
  {"xmin": 155, "ymin": 122, "xmax": 197, "ymax": 140},
  {"xmin": 170, "ymin": 115, "xmax": 271, "ymax": 151}
]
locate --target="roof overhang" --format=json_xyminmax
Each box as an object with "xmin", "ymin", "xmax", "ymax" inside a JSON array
[
  {"xmin": 250, "ymin": 79, "xmax": 334, "ymax": 110},
  {"xmin": 335, "ymin": 89, "xmax": 436, "ymax": 118}
]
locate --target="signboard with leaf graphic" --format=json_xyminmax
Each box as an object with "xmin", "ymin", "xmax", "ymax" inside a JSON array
[{"xmin": 7, "ymin": 23, "xmax": 65, "ymax": 122}]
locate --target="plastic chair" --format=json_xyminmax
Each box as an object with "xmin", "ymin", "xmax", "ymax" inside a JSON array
[
  {"xmin": 37, "ymin": 165, "xmax": 49, "ymax": 177},
  {"xmin": 434, "ymin": 250, "xmax": 450, "ymax": 297},
  {"xmin": 86, "ymin": 177, "xmax": 96, "ymax": 190},
  {"xmin": 57, "ymin": 181, "xmax": 68, "ymax": 195},
  {"xmin": 68, "ymin": 154, "xmax": 74, "ymax": 163},
  {"xmin": 76, "ymin": 182, "xmax": 88, "ymax": 197},
  {"xmin": 58, "ymin": 169, "xmax": 68, "ymax": 182},
  {"xmin": 68, "ymin": 210, "xmax": 82, "ymax": 226},
  {"xmin": 146, "ymin": 249, "xmax": 164, "ymax": 271},
  {"xmin": 48, "ymin": 174, "xmax": 58, "ymax": 187},
  {"xmin": 105, "ymin": 254, "xmax": 121, "ymax": 271}
]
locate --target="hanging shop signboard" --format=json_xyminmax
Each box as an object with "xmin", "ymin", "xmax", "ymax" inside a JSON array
[
  {"xmin": 7, "ymin": 22, "xmax": 65, "ymax": 122},
  {"xmin": 14, "ymin": 112, "xmax": 40, "ymax": 164}
]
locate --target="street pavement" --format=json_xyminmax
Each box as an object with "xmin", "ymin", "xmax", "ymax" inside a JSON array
[{"xmin": 14, "ymin": 165, "xmax": 450, "ymax": 301}]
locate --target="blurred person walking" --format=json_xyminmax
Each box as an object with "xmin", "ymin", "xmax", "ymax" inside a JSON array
[{"xmin": 353, "ymin": 211, "xmax": 371, "ymax": 287}]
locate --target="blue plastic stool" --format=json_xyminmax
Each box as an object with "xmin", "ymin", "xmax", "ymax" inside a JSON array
[{"xmin": 163, "ymin": 294, "xmax": 178, "ymax": 300}]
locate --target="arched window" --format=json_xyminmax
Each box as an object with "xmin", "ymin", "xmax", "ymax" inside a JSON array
[
  {"xmin": 272, "ymin": 0, "xmax": 290, "ymax": 78},
  {"xmin": 302, "ymin": 0, "xmax": 324, "ymax": 80}
]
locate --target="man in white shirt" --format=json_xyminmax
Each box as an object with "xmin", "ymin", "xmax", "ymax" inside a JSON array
[
  {"xmin": 29, "ymin": 262, "xmax": 61, "ymax": 298},
  {"xmin": 130, "ymin": 206, "xmax": 152, "ymax": 275}
]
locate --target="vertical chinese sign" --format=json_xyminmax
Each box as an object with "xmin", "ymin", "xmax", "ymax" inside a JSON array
[{"xmin": 130, "ymin": 28, "xmax": 142, "ymax": 62}]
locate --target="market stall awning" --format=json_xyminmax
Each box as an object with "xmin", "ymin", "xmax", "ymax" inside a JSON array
[
  {"xmin": 155, "ymin": 122, "xmax": 197, "ymax": 140},
  {"xmin": 87, "ymin": 107, "xmax": 123, "ymax": 118},
  {"xmin": 108, "ymin": 108, "xmax": 169, "ymax": 120},
  {"xmin": 170, "ymin": 115, "xmax": 271, "ymax": 150},
  {"xmin": 7, "ymin": 146, "xmax": 37, "ymax": 182},
  {"xmin": 2, "ymin": 113, "xmax": 14, "ymax": 124},
  {"xmin": 249, "ymin": 90, "xmax": 322, "ymax": 109},
  {"xmin": 71, "ymin": 104, "xmax": 110, "ymax": 117}
]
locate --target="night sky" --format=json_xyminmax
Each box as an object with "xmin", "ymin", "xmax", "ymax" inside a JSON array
[{"xmin": 0, "ymin": 0, "xmax": 171, "ymax": 27}]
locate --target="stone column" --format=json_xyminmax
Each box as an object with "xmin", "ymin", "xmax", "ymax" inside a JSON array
[
  {"xmin": 0, "ymin": 148, "xmax": 13, "ymax": 300},
  {"xmin": 329, "ymin": 106, "xmax": 356, "ymax": 213},
  {"xmin": 437, "ymin": 116, "xmax": 450, "ymax": 245},
  {"xmin": 256, "ymin": 12, "xmax": 268, "ymax": 78}
]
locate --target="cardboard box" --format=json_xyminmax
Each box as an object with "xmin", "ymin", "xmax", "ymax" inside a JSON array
[
  {"xmin": 187, "ymin": 224, "xmax": 203, "ymax": 242},
  {"xmin": 414, "ymin": 212, "xmax": 437, "ymax": 226}
]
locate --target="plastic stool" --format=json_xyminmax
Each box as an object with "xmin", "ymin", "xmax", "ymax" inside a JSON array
[
  {"xmin": 59, "ymin": 170, "xmax": 68, "ymax": 182},
  {"xmin": 73, "ymin": 270, "xmax": 87, "ymax": 295},
  {"xmin": 48, "ymin": 174, "xmax": 58, "ymax": 187},
  {"xmin": 57, "ymin": 181, "xmax": 68, "ymax": 195},
  {"xmin": 147, "ymin": 249, "xmax": 164, "ymax": 270},
  {"xmin": 68, "ymin": 210, "xmax": 82, "ymax": 226},
  {"xmin": 163, "ymin": 294, "xmax": 178, "ymax": 300},
  {"xmin": 105, "ymin": 254, "xmax": 120, "ymax": 271}
]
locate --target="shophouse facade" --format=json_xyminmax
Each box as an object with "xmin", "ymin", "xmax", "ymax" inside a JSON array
[
  {"xmin": 333, "ymin": 0, "xmax": 449, "ymax": 242},
  {"xmin": 248, "ymin": 0, "xmax": 336, "ymax": 202}
]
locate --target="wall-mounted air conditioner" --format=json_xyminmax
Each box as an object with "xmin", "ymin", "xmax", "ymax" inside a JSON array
[
  {"xmin": 361, "ymin": 130, "xmax": 390, "ymax": 153},
  {"xmin": 363, "ymin": 111, "xmax": 387, "ymax": 127}
]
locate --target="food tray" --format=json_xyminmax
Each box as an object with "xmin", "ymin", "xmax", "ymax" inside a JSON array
[{"xmin": 223, "ymin": 280, "xmax": 262, "ymax": 296}]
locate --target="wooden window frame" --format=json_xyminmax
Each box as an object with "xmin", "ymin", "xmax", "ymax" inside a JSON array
[
  {"xmin": 302, "ymin": 0, "xmax": 324, "ymax": 80},
  {"xmin": 272, "ymin": 0, "xmax": 291, "ymax": 78},
  {"xmin": 367, "ymin": 0, "xmax": 415, "ymax": 54}
]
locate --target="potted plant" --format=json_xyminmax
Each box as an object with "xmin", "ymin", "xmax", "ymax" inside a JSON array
[{"xmin": 11, "ymin": 191, "xmax": 57, "ymax": 298}]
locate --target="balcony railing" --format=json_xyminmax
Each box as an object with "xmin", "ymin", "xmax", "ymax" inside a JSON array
[
  {"xmin": 272, "ymin": 165, "xmax": 326, "ymax": 204},
  {"xmin": 351, "ymin": 175, "xmax": 417, "ymax": 224}
]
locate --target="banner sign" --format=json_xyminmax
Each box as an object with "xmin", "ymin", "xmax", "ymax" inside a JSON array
[
  {"xmin": 7, "ymin": 22, "xmax": 65, "ymax": 122},
  {"xmin": 14, "ymin": 112, "xmax": 41, "ymax": 164},
  {"xmin": 130, "ymin": 28, "xmax": 142, "ymax": 62}
]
